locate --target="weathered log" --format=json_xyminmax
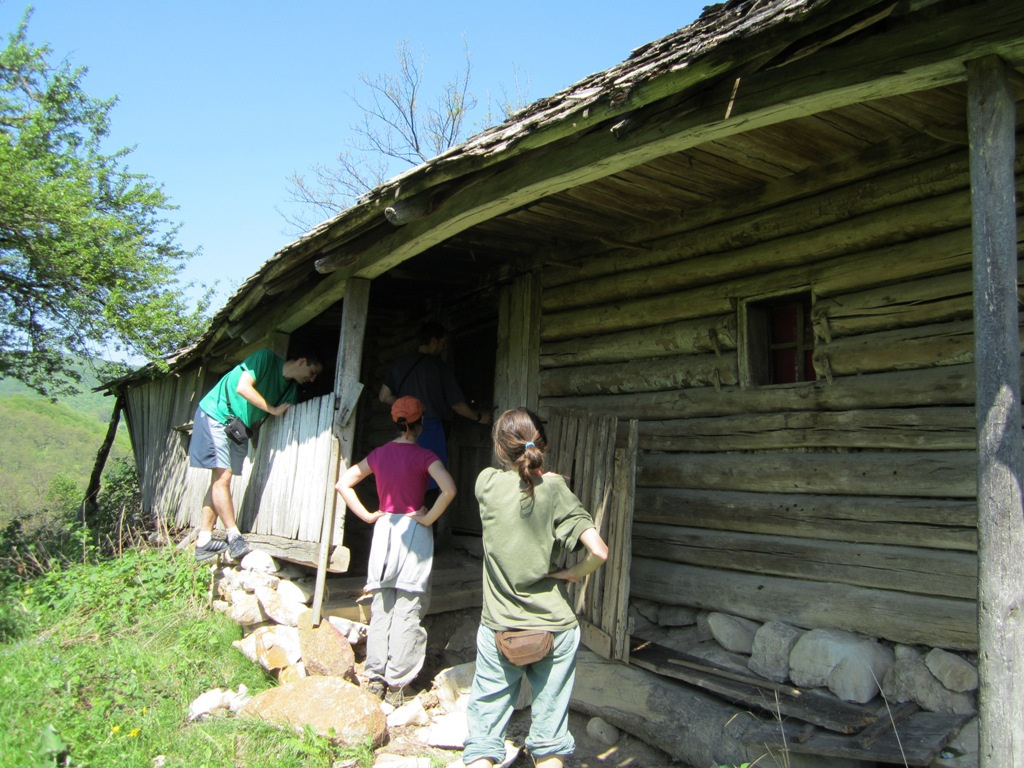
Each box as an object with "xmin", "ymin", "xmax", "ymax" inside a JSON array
[
  {"xmin": 539, "ymin": 352, "xmax": 738, "ymax": 397},
  {"xmin": 542, "ymin": 224, "xmax": 979, "ymax": 341},
  {"xmin": 541, "ymin": 363, "xmax": 979, "ymax": 421},
  {"xmin": 638, "ymin": 406, "xmax": 980, "ymax": 452},
  {"xmin": 384, "ymin": 198, "xmax": 429, "ymax": 226},
  {"xmin": 814, "ymin": 318, "xmax": 1024, "ymax": 377},
  {"xmin": 543, "ymin": 133, "xmax": 966, "ymax": 288},
  {"xmin": 813, "ymin": 268, "xmax": 989, "ymax": 340},
  {"xmin": 633, "ymin": 523, "xmax": 977, "ymax": 598},
  {"xmin": 571, "ymin": 649, "xmax": 768, "ymax": 768},
  {"xmin": 633, "ymin": 487, "xmax": 977, "ymax": 551},
  {"xmin": 544, "ymin": 159, "xmax": 974, "ymax": 308},
  {"xmin": 630, "ymin": 558, "xmax": 978, "ymax": 649},
  {"xmin": 243, "ymin": 533, "xmax": 350, "ymax": 572},
  {"xmin": 638, "ymin": 450, "xmax": 976, "ymax": 498},
  {"xmin": 540, "ymin": 313, "xmax": 737, "ymax": 367}
]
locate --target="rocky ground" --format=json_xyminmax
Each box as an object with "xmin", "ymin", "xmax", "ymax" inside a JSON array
[{"xmin": 375, "ymin": 689, "xmax": 688, "ymax": 768}]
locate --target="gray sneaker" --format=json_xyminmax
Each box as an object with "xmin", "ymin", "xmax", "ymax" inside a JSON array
[
  {"xmin": 227, "ymin": 536, "xmax": 252, "ymax": 560},
  {"xmin": 195, "ymin": 539, "xmax": 228, "ymax": 562}
]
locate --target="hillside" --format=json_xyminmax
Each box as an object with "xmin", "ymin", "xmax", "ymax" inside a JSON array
[{"xmin": 0, "ymin": 372, "xmax": 132, "ymax": 526}]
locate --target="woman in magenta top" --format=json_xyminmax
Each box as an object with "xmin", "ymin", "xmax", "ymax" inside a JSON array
[{"xmin": 336, "ymin": 396, "xmax": 456, "ymax": 703}]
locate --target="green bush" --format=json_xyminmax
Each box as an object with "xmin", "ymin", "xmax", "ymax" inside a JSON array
[{"xmin": 0, "ymin": 457, "xmax": 144, "ymax": 587}]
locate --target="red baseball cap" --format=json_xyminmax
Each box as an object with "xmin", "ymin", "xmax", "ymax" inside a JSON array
[{"xmin": 391, "ymin": 396, "xmax": 424, "ymax": 424}]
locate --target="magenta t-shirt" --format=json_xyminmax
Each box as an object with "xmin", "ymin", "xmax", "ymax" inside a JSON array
[{"xmin": 366, "ymin": 441, "xmax": 440, "ymax": 513}]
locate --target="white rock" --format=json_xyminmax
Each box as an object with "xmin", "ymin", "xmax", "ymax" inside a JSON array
[
  {"xmin": 275, "ymin": 564, "xmax": 307, "ymax": 581},
  {"xmin": 882, "ymin": 657, "xmax": 976, "ymax": 715},
  {"xmin": 255, "ymin": 584, "xmax": 307, "ymax": 626},
  {"xmin": 236, "ymin": 569, "xmax": 279, "ymax": 593},
  {"xmin": 790, "ymin": 628, "xmax": 892, "ymax": 697},
  {"xmin": 586, "ymin": 716, "xmax": 620, "ymax": 745},
  {"xmin": 828, "ymin": 649, "xmax": 894, "ymax": 704},
  {"xmin": 748, "ymin": 621, "xmax": 803, "ymax": 683},
  {"xmin": 226, "ymin": 592, "xmax": 268, "ymax": 625},
  {"xmin": 276, "ymin": 578, "xmax": 314, "ymax": 605},
  {"xmin": 707, "ymin": 612, "xmax": 760, "ymax": 654},
  {"xmin": 425, "ymin": 710, "xmax": 468, "ymax": 748},
  {"xmin": 187, "ymin": 684, "xmax": 251, "ymax": 721},
  {"xmin": 387, "ymin": 696, "xmax": 431, "ymax": 728},
  {"xmin": 241, "ymin": 549, "xmax": 277, "ymax": 573},
  {"xmin": 925, "ymin": 648, "xmax": 979, "ymax": 693},
  {"xmin": 327, "ymin": 615, "xmax": 369, "ymax": 645}
]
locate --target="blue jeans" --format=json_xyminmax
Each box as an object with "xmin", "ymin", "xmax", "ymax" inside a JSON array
[
  {"xmin": 463, "ymin": 624, "xmax": 579, "ymax": 764},
  {"xmin": 416, "ymin": 417, "xmax": 448, "ymax": 490}
]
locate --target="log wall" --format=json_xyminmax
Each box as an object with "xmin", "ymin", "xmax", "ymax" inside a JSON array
[{"xmin": 537, "ymin": 140, "xmax": 1024, "ymax": 651}]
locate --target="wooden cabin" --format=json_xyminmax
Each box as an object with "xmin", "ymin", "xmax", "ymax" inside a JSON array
[{"xmin": 105, "ymin": 0, "xmax": 1024, "ymax": 764}]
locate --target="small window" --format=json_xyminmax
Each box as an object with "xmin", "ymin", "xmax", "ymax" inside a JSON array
[{"xmin": 740, "ymin": 292, "xmax": 815, "ymax": 386}]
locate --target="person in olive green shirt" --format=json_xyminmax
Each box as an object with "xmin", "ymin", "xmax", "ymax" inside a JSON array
[
  {"xmin": 189, "ymin": 348, "xmax": 322, "ymax": 561},
  {"xmin": 463, "ymin": 408, "xmax": 608, "ymax": 768}
]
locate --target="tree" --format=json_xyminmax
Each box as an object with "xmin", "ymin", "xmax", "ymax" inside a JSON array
[
  {"xmin": 0, "ymin": 11, "xmax": 209, "ymax": 398},
  {"xmin": 282, "ymin": 39, "xmax": 530, "ymax": 233}
]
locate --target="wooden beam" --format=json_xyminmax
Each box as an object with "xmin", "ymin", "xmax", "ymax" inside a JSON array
[
  {"xmin": 968, "ymin": 54, "xmax": 1024, "ymax": 768},
  {"xmin": 241, "ymin": 533, "xmax": 350, "ymax": 572},
  {"xmin": 312, "ymin": 278, "xmax": 371, "ymax": 625},
  {"xmin": 639, "ymin": 450, "xmax": 977, "ymax": 499},
  {"xmin": 634, "ymin": 487, "xmax": 977, "ymax": 551}
]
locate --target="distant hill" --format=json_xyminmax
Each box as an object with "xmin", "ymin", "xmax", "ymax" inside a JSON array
[{"xmin": 0, "ymin": 366, "xmax": 133, "ymax": 526}]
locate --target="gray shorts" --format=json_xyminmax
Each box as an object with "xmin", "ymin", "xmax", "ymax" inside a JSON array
[{"xmin": 189, "ymin": 406, "xmax": 247, "ymax": 475}]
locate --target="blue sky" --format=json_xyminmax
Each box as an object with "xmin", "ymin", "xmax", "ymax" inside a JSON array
[{"xmin": 1, "ymin": 1, "xmax": 708, "ymax": 305}]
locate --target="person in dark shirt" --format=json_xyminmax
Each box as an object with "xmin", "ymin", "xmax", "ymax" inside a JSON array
[{"xmin": 379, "ymin": 321, "xmax": 491, "ymax": 473}]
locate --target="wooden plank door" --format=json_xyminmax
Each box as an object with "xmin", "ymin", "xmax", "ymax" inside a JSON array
[{"xmin": 546, "ymin": 407, "xmax": 638, "ymax": 661}]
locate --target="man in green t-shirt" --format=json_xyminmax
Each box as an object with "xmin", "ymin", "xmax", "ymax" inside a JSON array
[{"xmin": 189, "ymin": 348, "xmax": 323, "ymax": 561}]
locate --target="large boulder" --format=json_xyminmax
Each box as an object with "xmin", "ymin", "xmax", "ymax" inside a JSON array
[
  {"xmin": 298, "ymin": 616, "xmax": 357, "ymax": 679},
  {"xmin": 788, "ymin": 628, "xmax": 894, "ymax": 704},
  {"xmin": 748, "ymin": 621, "xmax": 803, "ymax": 683},
  {"xmin": 240, "ymin": 676, "xmax": 386, "ymax": 746},
  {"xmin": 881, "ymin": 657, "xmax": 976, "ymax": 715},
  {"xmin": 706, "ymin": 612, "xmax": 760, "ymax": 655},
  {"xmin": 233, "ymin": 625, "xmax": 302, "ymax": 671},
  {"xmin": 924, "ymin": 648, "xmax": 978, "ymax": 693}
]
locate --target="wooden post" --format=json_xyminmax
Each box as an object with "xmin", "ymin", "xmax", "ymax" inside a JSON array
[
  {"xmin": 493, "ymin": 271, "xmax": 541, "ymax": 413},
  {"xmin": 968, "ymin": 55, "xmax": 1023, "ymax": 768},
  {"xmin": 311, "ymin": 278, "xmax": 371, "ymax": 625}
]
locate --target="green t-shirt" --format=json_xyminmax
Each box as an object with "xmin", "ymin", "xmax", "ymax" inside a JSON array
[
  {"xmin": 198, "ymin": 349, "xmax": 297, "ymax": 428},
  {"xmin": 475, "ymin": 466, "xmax": 596, "ymax": 631}
]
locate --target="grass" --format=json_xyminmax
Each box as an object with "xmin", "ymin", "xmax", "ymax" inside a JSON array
[{"xmin": 0, "ymin": 545, "xmax": 373, "ymax": 768}]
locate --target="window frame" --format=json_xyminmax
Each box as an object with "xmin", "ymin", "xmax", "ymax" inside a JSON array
[{"xmin": 738, "ymin": 289, "xmax": 817, "ymax": 388}]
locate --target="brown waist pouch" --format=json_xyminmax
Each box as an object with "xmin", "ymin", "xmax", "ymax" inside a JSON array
[{"xmin": 494, "ymin": 629, "xmax": 554, "ymax": 666}]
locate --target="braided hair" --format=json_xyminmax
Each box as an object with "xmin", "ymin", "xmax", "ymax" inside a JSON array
[{"xmin": 493, "ymin": 408, "xmax": 547, "ymax": 496}]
